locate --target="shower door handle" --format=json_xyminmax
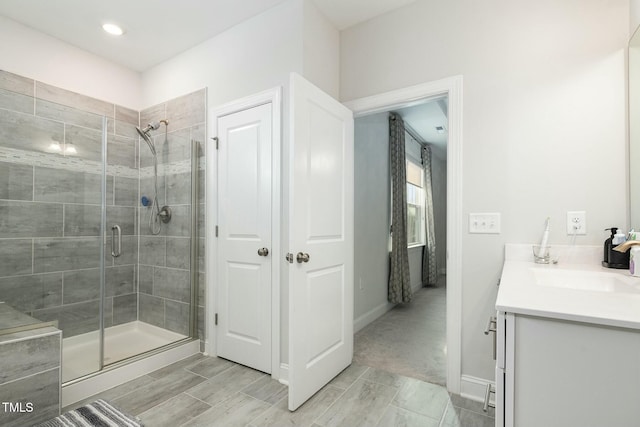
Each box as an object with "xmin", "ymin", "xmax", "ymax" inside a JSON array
[{"xmin": 111, "ymin": 225, "xmax": 122, "ymax": 258}]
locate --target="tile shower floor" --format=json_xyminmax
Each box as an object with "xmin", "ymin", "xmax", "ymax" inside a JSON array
[
  {"xmin": 65, "ymin": 354, "xmax": 495, "ymax": 427},
  {"xmin": 62, "ymin": 321, "xmax": 187, "ymax": 382}
]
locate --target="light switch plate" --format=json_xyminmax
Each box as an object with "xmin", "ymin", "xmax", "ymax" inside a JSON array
[{"xmin": 469, "ymin": 213, "xmax": 501, "ymax": 234}]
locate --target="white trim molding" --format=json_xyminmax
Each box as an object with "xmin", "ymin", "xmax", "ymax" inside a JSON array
[
  {"xmin": 278, "ymin": 363, "xmax": 289, "ymax": 386},
  {"xmin": 206, "ymin": 86, "xmax": 283, "ymax": 380},
  {"xmin": 345, "ymin": 75, "xmax": 464, "ymax": 394}
]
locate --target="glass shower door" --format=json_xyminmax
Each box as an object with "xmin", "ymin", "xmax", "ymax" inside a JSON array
[
  {"xmin": 101, "ymin": 108, "xmax": 143, "ymax": 366},
  {"xmin": 1, "ymin": 72, "xmax": 201, "ymax": 384},
  {"xmin": 0, "ymin": 85, "xmax": 107, "ymax": 382},
  {"xmin": 103, "ymin": 116, "xmax": 196, "ymax": 366}
]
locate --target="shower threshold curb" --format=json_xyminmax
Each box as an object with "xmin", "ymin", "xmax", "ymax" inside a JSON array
[{"xmin": 61, "ymin": 339, "xmax": 200, "ymax": 408}]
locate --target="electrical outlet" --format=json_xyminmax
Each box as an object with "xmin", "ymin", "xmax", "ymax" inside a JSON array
[
  {"xmin": 469, "ymin": 213, "xmax": 501, "ymax": 234},
  {"xmin": 567, "ymin": 211, "xmax": 586, "ymax": 235}
]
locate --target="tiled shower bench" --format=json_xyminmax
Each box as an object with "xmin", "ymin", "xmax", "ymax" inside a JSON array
[{"xmin": 0, "ymin": 302, "xmax": 61, "ymax": 426}]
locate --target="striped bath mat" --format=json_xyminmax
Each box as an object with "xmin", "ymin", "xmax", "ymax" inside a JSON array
[{"xmin": 35, "ymin": 399, "xmax": 143, "ymax": 427}]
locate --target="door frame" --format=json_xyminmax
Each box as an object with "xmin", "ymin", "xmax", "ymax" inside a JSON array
[
  {"xmin": 206, "ymin": 87, "xmax": 282, "ymax": 379},
  {"xmin": 344, "ymin": 75, "xmax": 463, "ymax": 394}
]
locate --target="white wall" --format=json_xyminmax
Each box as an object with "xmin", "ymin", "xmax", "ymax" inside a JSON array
[
  {"xmin": 141, "ymin": 0, "xmax": 303, "ymax": 109},
  {"xmin": 631, "ymin": 35, "xmax": 640, "ymax": 227},
  {"xmin": 354, "ymin": 113, "xmax": 391, "ymax": 326},
  {"xmin": 631, "ymin": 0, "xmax": 640, "ymax": 35},
  {"xmin": 341, "ymin": 0, "xmax": 628, "ymax": 381},
  {"xmin": 0, "ymin": 16, "xmax": 141, "ymax": 109},
  {"xmin": 141, "ymin": 0, "xmax": 338, "ymax": 109},
  {"xmin": 303, "ymin": 0, "xmax": 340, "ymax": 99}
]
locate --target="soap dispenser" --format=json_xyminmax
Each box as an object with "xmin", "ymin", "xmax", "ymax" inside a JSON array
[{"xmin": 603, "ymin": 227, "xmax": 630, "ymax": 268}]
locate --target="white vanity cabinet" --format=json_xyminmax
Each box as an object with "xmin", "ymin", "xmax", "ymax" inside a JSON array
[{"xmin": 496, "ymin": 311, "xmax": 640, "ymax": 427}]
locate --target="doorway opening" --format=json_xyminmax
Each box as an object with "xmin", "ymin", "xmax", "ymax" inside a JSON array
[
  {"xmin": 352, "ymin": 97, "xmax": 448, "ymax": 385},
  {"xmin": 345, "ymin": 75, "xmax": 463, "ymax": 393}
]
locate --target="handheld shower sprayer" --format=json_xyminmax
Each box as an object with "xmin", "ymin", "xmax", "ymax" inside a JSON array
[
  {"xmin": 136, "ymin": 120, "xmax": 169, "ymax": 155},
  {"xmin": 136, "ymin": 119, "xmax": 171, "ymax": 235}
]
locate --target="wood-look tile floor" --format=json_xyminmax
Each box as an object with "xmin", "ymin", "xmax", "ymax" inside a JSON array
[{"xmin": 65, "ymin": 354, "xmax": 494, "ymax": 427}]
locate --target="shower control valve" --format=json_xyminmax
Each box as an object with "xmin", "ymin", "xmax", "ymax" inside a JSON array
[{"xmin": 158, "ymin": 206, "xmax": 172, "ymax": 223}]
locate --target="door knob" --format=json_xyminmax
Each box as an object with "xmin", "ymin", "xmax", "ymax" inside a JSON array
[
  {"xmin": 258, "ymin": 247, "xmax": 269, "ymax": 257},
  {"xmin": 296, "ymin": 252, "xmax": 310, "ymax": 263}
]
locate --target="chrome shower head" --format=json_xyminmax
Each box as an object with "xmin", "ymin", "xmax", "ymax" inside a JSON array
[
  {"xmin": 136, "ymin": 121, "xmax": 160, "ymax": 137},
  {"xmin": 136, "ymin": 120, "xmax": 168, "ymax": 156},
  {"xmin": 136, "ymin": 123, "xmax": 158, "ymax": 156}
]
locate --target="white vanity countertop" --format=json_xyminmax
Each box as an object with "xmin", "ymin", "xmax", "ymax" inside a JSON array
[{"xmin": 497, "ymin": 244, "xmax": 640, "ymax": 329}]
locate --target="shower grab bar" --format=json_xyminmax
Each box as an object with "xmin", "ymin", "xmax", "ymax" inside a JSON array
[{"xmin": 111, "ymin": 224, "xmax": 121, "ymax": 257}]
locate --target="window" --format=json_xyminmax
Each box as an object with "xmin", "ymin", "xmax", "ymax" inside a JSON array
[{"xmin": 406, "ymin": 158, "xmax": 425, "ymax": 247}]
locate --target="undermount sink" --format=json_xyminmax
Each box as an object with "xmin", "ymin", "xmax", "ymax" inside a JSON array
[{"xmin": 531, "ymin": 268, "xmax": 640, "ymax": 294}]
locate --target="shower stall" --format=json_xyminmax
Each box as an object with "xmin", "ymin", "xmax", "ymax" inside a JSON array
[{"xmin": 0, "ymin": 71, "xmax": 206, "ymax": 387}]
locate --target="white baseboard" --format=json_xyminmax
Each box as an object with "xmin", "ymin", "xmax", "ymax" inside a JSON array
[
  {"xmin": 460, "ymin": 374, "xmax": 495, "ymax": 404},
  {"xmin": 354, "ymin": 301, "xmax": 395, "ymax": 333},
  {"xmin": 279, "ymin": 363, "xmax": 289, "ymax": 385}
]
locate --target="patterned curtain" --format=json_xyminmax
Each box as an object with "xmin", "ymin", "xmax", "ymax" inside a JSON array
[
  {"xmin": 422, "ymin": 145, "xmax": 437, "ymax": 286},
  {"xmin": 388, "ymin": 113, "xmax": 412, "ymax": 303}
]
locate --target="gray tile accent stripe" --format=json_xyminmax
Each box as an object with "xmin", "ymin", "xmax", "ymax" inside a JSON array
[{"xmin": 0, "ymin": 146, "xmax": 138, "ymax": 178}]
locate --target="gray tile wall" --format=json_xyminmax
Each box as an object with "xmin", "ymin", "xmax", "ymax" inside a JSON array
[
  {"xmin": 0, "ymin": 70, "xmax": 139, "ymax": 338},
  {"xmin": 138, "ymin": 90, "xmax": 206, "ymax": 343},
  {"xmin": 0, "ymin": 70, "xmax": 206, "ymax": 349}
]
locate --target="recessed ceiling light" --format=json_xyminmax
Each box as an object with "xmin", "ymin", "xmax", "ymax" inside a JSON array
[{"xmin": 102, "ymin": 23, "xmax": 124, "ymax": 36}]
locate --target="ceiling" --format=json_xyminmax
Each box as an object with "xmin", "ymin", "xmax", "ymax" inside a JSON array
[
  {"xmin": 0, "ymin": 0, "xmax": 415, "ymax": 72},
  {"xmin": 0, "ymin": 0, "xmax": 442, "ymax": 151},
  {"xmin": 312, "ymin": 0, "xmax": 416, "ymax": 30},
  {"xmin": 395, "ymin": 98, "xmax": 449, "ymax": 158}
]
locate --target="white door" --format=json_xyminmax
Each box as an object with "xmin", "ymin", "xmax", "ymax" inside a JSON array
[
  {"xmin": 288, "ymin": 73, "xmax": 354, "ymax": 410},
  {"xmin": 216, "ymin": 103, "xmax": 272, "ymax": 373}
]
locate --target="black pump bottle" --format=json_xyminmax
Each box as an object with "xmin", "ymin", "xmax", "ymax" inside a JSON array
[
  {"xmin": 603, "ymin": 227, "xmax": 629, "ymax": 269},
  {"xmin": 603, "ymin": 227, "xmax": 617, "ymax": 265}
]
